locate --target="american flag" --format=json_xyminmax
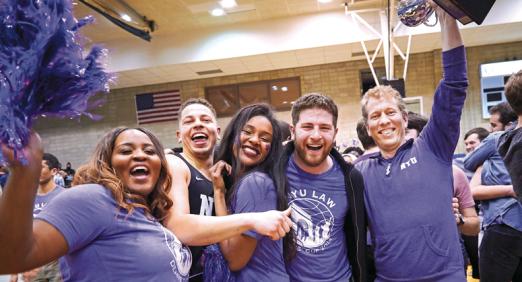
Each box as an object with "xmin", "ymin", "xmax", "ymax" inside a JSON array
[{"xmin": 135, "ymin": 90, "xmax": 181, "ymax": 125}]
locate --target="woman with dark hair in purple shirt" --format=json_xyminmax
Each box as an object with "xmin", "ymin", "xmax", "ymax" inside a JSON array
[{"xmin": 208, "ymin": 103, "xmax": 294, "ymax": 282}]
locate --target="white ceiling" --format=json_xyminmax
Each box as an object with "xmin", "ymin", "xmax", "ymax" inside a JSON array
[{"xmin": 72, "ymin": 0, "xmax": 522, "ymax": 89}]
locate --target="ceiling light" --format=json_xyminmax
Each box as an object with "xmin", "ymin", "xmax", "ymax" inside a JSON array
[
  {"xmin": 121, "ymin": 14, "xmax": 132, "ymax": 22},
  {"xmin": 281, "ymin": 86, "xmax": 288, "ymax": 92},
  {"xmin": 79, "ymin": 0, "xmax": 155, "ymax": 41},
  {"xmin": 210, "ymin": 8, "xmax": 226, "ymax": 16},
  {"xmin": 271, "ymin": 85, "xmax": 278, "ymax": 91},
  {"xmin": 219, "ymin": 0, "xmax": 237, "ymax": 9},
  {"xmin": 318, "ymin": 0, "xmax": 332, "ymax": 3}
]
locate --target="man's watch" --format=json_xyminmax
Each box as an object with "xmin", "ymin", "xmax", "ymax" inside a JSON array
[{"xmin": 457, "ymin": 214, "xmax": 465, "ymax": 226}]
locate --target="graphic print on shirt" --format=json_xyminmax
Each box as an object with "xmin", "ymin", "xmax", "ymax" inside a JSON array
[
  {"xmin": 199, "ymin": 194, "xmax": 214, "ymax": 216},
  {"xmin": 289, "ymin": 188, "xmax": 336, "ymax": 252},
  {"xmin": 33, "ymin": 202, "xmax": 48, "ymax": 216},
  {"xmin": 160, "ymin": 225, "xmax": 192, "ymax": 280}
]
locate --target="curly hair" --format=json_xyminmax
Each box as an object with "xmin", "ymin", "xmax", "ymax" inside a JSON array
[{"xmin": 73, "ymin": 127, "xmax": 173, "ymax": 222}]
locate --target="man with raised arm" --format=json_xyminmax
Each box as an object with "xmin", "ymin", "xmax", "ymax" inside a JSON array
[{"xmin": 355, "ymin": 3, "xmax": 468, "ymax": 281}]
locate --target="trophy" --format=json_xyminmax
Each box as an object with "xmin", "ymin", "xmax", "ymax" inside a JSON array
[{"xmin": 398, "ymin": 0, "xmax": 497, "ymax": 27}]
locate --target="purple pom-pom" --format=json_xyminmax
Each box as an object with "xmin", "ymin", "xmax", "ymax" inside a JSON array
[
  {"xmin": 0, "ymin": 0, "xmax": 113, "ymax": 164},
  {"xmin": 203, "ymin": 244, "xmax": 235, "ymax": 282}
]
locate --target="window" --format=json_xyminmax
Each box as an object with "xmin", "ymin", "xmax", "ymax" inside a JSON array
[
  {"xmin": 480, "ymin": 60, "xmax": 522, "ymax": 118},
  {"xmin": 205, "ymin": 77, "xmax": 300, "ymax": 116},
  {"xmin": 205, "ymin": 85, "xmax": 238, "ymax": 117},
  {"xmin": 269, "ymin": 78, "xmax": 300, "ymax": 110},
  {"xmin": 239, "ymin": 82, "xmax": 269, "ymax": 106},
  {"xmin": 403, "ymin": 96, "xmax": 424, "ymax": 115}
]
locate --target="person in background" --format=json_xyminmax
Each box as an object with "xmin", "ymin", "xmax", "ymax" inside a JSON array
[
  {"xmin": 52, "ymin": 163, "xmax": 65, "ymax": 188},
  {"xmin": 342, "ymin": 146, "xmax": 364, "ymax": 164},
  {"xmin": 464, "ymin": 101, "xmax": 521, "ymax": 281},
  {"xmin": 498, "ymin": 69, "xmax": 522, "ymax": 202},
  {"xmin": 63, "ymin": 162, "xmax": 75, "ymax": 188},
  {"xmin": 278, "ymin": 120, "xmax": 292, "ymax": 144},
  {"xmin": 10, "ymin": 153, "xmax": 68, "ymax": 282},
  {"xmin": 453, "ymin": 127, "xmax": 490, "ymax": 184},
  {"xmin": 451, "ymin": 127, "xmax": 489, "ymax": 280},
  {"xmin": 494, "ymin": 69, "xmax": 522, "ymax": 280},
  {"xmin": 354, "ymin": 118, "xmax": 379, "ymax": 164},
  {"xmin": 464, "ymin": 127, "xmax": 490, "ymax": 155},
  {"xmin": 489, "ymin": 101, "xmax": 517, "ymax": 132}
]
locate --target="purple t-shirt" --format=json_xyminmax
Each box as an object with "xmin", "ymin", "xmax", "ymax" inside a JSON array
[
  {"xmin": 286, "ymin": 155, "xmax": 351, "ymax": 281},
  {"xmin": 230, "ymin": 171, "xmax": 289, "ymax": 282},
  {"xmin": 34, "ymin": 186, "xmax": 65, "ymax": 216},
  {"xmin": 36, "ymin": 184, "xmax": 191, "ymax": 282}
]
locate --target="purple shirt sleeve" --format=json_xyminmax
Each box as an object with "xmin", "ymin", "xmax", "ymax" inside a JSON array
[
  {"xmin": 420, "ymin": 46, "xmax": 468, "ymax": 162},
  {"xmin": 452, "ymin": 165, "xmax": 475, "ymax": 209},
  {"xmin": 233, "ymin": 172, "xmax": 277, "ymax": 240},
  {"xmin": 35, "ymin": 184, "xmax": 114, "ymax": 253}
]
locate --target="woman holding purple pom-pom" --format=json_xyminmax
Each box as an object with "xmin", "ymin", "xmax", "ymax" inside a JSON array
[{"xmin": 0, "ymin": 128, "xmax": 194, "ymax": 281}]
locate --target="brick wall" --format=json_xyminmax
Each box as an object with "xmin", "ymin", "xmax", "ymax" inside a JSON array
[{"xmin": 34, "ymin": 41, "xmax": 522, "ymax": 167}]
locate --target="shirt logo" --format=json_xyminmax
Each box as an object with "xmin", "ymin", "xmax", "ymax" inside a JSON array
[
  {"xmin": 195, "ymin": 176, "xmax": 204, "ymax": 181},
  {"xmin": 160, "ymin": 225, "xmax": 191, "ymax": 279},
  {"xmin": 400, "ymin": 157, "xmax": 418, "ymax": 170},
  {"xmin": 289, "ymin": 189, "xmax": 335, "ymax": 253},
  {"xmin": 199, "ymin": 195, "xmax": 214, "ymax": 216}
]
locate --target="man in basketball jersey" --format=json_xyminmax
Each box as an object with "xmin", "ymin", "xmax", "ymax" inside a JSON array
[{"xmin": 166, "ymin": 98, "xmax": 220, "ymax": 281}]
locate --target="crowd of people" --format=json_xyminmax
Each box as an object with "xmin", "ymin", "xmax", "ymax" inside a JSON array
[{"xmin": 0, "ymin": 4, "xmax": 521, "ymax": 282}]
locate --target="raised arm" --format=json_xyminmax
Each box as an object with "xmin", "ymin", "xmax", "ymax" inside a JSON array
[
  {"xmin": 0, "ymin": 133, "xmax": 68, "ymax": 274},
  {"xmin": 419, "ymin": 2, "xmax": 468, "ymax": 161},
  {"xmin": 164, "ymin": 155, "xmax": 291, "ymax": 246},
  {"xmin": 433, "ymin": 1, "xmax": 463, "ymax": 51}
]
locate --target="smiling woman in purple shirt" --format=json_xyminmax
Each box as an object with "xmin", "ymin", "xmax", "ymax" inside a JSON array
[
  {"xmin": 0, "ymin": 127, "xmax": 193, "ymax": 281},
  {"xmin": 209, "ymin": 103, "xmax": 293, "ymax": 282}
]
